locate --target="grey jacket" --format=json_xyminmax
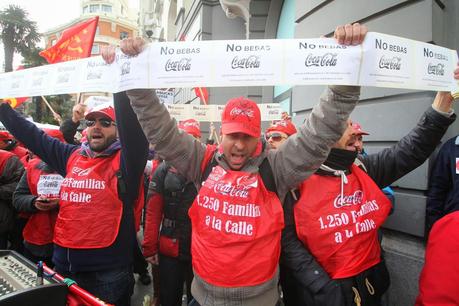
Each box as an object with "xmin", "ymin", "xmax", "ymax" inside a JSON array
[{"xmin": 126, "ymin": 85, "xmax": 360, "ymax": 306}]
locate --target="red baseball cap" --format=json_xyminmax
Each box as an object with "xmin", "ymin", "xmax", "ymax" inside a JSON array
[
  {"xmin": 352, "ymin": 122, "xmax": 369, "ymax": 135},
  {"xmin": 43, "ymin": 128, "xmax": 65, "ymax": 143},
  {"xmin": 0, "ymin": 131, "xmax": 13, "ymax": 141},
  {"xmin": 85, "ymin": 104, "xmax": 116, "ymax": 122},
  {"xmin": 266, "ymin": 119, "xmax": 297, "ymax": 136},
  {"xmin": 221, "ymin": 97, "xmax": 261, "ymax": 138},
  {"xmin": 178, "ymin": 119, "xmax": 201, "ymax": 138}
]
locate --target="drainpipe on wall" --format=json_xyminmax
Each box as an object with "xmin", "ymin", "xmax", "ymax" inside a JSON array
[{"xmin": 219, "ymin": 0, "xmax": 251, "ymax": 39}]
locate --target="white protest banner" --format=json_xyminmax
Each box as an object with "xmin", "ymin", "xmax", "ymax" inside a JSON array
[
  {"xmin": 259, "ymin": 104, "xmax": 282, "ymax": 121},
  {"xmin": 165, "ymin": 104, "xmax": 191, "ymax": 121},
  {"xmin": 149, "ymin": 41, "xmax": 214, "ymax": 87},
  {"xmin": 189, "ymin": 104, "xmax": 219, "ymax": 122},
  {"xmin": 0, "ymin": 32, "xmax": 457, "ymax": 98},
  {"xmin": 285, "ymin": 38, "xmax": 362, "ymax": 86},
  {"xmin": 213, "ymin": 40, "xmax": 284, "ymax": 86},
  {"xmin": 156, "ymin": 89, "xmax": 175, "ymax": 104},
  {"xmin": 84, "ymin": 96, "xmax": 113, "ymax": 110}
]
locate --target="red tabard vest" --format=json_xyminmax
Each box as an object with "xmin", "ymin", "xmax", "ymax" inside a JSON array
[
  {"xmin": 54, "ymin": 149, "xmax": 123, "ymax": 249},
  {"xmin": 294, "ymin": 165, "xmax": 391, "ymax": 279},
  {"xmin": 189, "ymin": 165, "xmax": 284, "ymax": 287},
  {"xmin": 23, "ymin": 158, "xmax": 62, "ymax": 245}
]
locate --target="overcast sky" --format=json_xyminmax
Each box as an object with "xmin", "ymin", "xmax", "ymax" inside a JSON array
[{"xmin": 0, "ymin": 0, "xmax": 139, "ymax": 69}]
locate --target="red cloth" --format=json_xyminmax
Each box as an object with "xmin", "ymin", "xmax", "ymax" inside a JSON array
[
  {"xmin": 142, "ymin": 192, "xmax": 164, "ymax": 257},
  {"xmin": 178, "ymin": 119, "xmax": 201, "ymax": 138},
  {"xmin": 266, "ymin": 119, "xmax": 297, "ymax": 136},
  {"xmin": 221, "ymin": 97, "xmax": 261, "ymax": 137},
  {"xmin": 23, "ymin": 158, "xmax": 60, "ymax": 245},
  {"xmin": 189, "ymin": 153, "xmax": 284, "ymax": 286},
  {"xmin": 416, "ymin": 211, "xmax": 459, "ymax": 306},
  {"xmin": 40, "ymin": 16, "xmax": 99, "ymax": 64},
  {"xmin": 194, "ymin": 87, "xmax": 209, "ymax": 104},
  {"xmin": 54, "ymin": 150, "xmax": 122, "ymax": 249},
  {"xmin": 294, "ymin": 165, "xmax": 391, "ymax": 278}
]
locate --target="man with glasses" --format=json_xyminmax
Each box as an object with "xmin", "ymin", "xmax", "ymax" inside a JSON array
[
  {"xmin": 0, "ymin": 95, "xmax": 148, "ymax": 306},
  {"xmin": 265, "ymin": 119, "xmax": 297, "ymax": 149}
]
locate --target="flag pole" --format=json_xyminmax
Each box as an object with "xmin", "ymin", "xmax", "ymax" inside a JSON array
[{"xmin": 41, "ymin": 96, "xmax": 62, "ymax": 124}]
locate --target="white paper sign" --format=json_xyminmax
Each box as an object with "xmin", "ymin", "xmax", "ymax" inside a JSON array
[
  {"xmin": 213, "ymin": 40, "xmax": 284, "ymax": 86},
  {"xmin": 0, "ymin": 32, "xmax": 457, "ymax": 98},
  {"xmin": 37, "ymin": 174, "xmax": 64, "ymax": 198},
  {"xmin": 285, "ymin": 38, "xmax": 362, "ymax": 86}
]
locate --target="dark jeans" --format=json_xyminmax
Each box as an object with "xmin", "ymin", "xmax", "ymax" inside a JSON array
[
  {"xmin": 133, "ymin": 241, "xmax": 148, "ymax": 275},
  {"xmin": 0, "ymin": 233, "xmax": 7, "ymax": 249},
  {"xmin": 280, "ymin": 264, "xmax": 307, "ymax": 306},
  {"xmin": 159, "ymin": 254, "xmax": 193, "ymax": 306},
  {"xmin": 56, "ymin": 265, "xmax": 134, "ymax": 306}
]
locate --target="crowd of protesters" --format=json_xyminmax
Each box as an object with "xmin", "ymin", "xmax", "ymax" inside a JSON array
[{"xmin": 0, "ymin": 22, "xmax": 458, "ymax": 306}]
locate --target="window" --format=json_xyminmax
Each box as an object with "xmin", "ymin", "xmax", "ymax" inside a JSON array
[
  {"xmin": 90, "ymin": 4, "xmax": 99, "ymax": 13},
  {"xmin": 83, "ymin": 6, "xmax": 88, "ymax": 14},
  {"xmin": 102, "ymin": 5, "xmax": 112, "ymax": 13},
  {"xmin": 121, "ymin": 5, "xmax": 124, "ymax": 15},
  {"xmin": 120, "ymin": 31, "xmax": 129, "ymax": 40},
  {"xmin": 96, "ymin": 26, "xmax": 100, "ymax": 35},
  {"xmin": 91, "ymin": 44, "xmax": 100, "ymax": 55}
]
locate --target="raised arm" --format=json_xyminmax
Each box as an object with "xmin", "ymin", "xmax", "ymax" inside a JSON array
[
  {"xmin": 0, "ymin": 103, "xmax": 77, "ymax": 176},
  {"xmin": 360, "ymin": 92, "xmax": 456, "ymax": 188},
  {"xmin": 125, "ymin": 89, "xmax": 206, "ymax": 182},
  {"xmin": 114, "ymin": 91, "xmax": 149, "ymax": 201}
]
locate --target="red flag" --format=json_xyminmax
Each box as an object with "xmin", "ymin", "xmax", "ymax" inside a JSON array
[
  {"xmin": 3, "ymin": 97, "xmax": 28, "ymax": 108},
  {"xmin": 194, "ymin": 87, "xmax": 209, "ymax": 104},
  {"xmin": 40, "ymin": 16, "xmax": 99, "ymax": 64},
  {"xmin": 3, "ymin": 66, "xmax": 28, "ymax": 108}
]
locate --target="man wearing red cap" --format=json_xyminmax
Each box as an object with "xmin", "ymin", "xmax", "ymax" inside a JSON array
[
  {"xmin": 103, "ymin": 23, "xmax": 366, "ymax": 305},
  {"xmin": 0, "ymin": 130, "xmax": 28, "ymax": 164},
  {"xmin": 350, "ymin": 122, "xmax": 369, "ymax": 154},
  {"xmin": 0, "ymin": 94, "xmax": 148, "ymax": 306},
  {"xmin": 143, "ymin": 118, "xmax": 202, "ymax": 306},
  {"xmin": 265, "ymin": 119, "xmax": 297, "ymax": 149},
  {"xmin": 13, "ymin": 128, "xmax": 66, "ymax": 267}
]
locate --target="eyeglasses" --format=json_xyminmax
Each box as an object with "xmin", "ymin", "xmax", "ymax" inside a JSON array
[
  {"xmin": 265, "ymin": 133, "xmax": 287, "ymax": 142},
  {"xmin": 85, "ymin": 118, "xmax": 115, "ymax": 128}
]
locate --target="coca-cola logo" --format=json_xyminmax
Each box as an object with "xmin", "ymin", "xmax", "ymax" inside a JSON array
[
  {"xmin": 379, "ymin": 56, "xmax": 401, "ymax": 70},
  {"xmin": 427, "ymin": 63, "xmax": 444, "ymax": 76},
  {"xmin": 304, "ymin": 53, "xmax": 338, "ymax": 67},
  {"xmin": 230, "ymin": 107, "xmax": 254, "ymax": 118},
  {"xmin": 165, "ymin": 58, "xmax": 192, "ymax": 71},
  {"xmin": 182, "ymin": 121, "xmax": 199, "ymax": 129},
  {"xmin": 213, "ymin": 182, "xmax": 252, "ymax": 198},
  {"xmin": 334, "ymin": 190, "xmax": 364, "ymax": 208},
  {"xmin": 231, "ymin": 55, "xmax": 260, "ymax": 69},
  {"xmin": 71, "ymin": 167, "xmax": 91, "ymax": 177}
]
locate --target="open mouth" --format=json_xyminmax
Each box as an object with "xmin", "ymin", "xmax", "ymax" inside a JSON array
[{"xmin": 230, "ymin": 153, "xmax": 246, "ymax": 166}]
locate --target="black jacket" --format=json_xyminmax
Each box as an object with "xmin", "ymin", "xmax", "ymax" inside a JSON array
[
  {"xmin": 0, "ymin": 150, "xmax": 24, "ymax": 233},
  {"xmin": 281, "ymin": 106, "xmax": 455, "ymax": 305}
]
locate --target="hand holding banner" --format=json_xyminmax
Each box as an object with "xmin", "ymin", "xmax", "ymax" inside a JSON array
[{"xmin": 0, "ymin": 32, "xmax": 457, "ymax": 98}]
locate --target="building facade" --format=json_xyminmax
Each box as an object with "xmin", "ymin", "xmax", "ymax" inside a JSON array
[{"xmin": 43, "ymin": 0, "xmax": 138, "ymax": 56}]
